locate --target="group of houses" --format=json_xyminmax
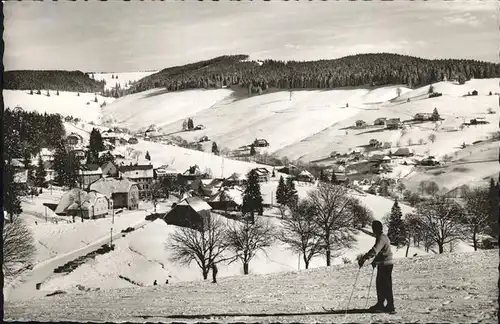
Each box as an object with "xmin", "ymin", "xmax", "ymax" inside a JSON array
[{"xmin": 355, "ymin": 117, "xmax": 403, "ymax": 130}]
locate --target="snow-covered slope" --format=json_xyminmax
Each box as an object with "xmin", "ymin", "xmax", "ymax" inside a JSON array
[
  {"xmin": 3, "ymin": 90, "xmax": 113, "ymax": 122},
  {"xmin": 92, "ymin": 71, "xmax": 158, "ymax": 91},
  {"xmin": 39, "ymin": 215, "xmax": 428, "ymax": 294},
  {"xmin": 5, "ymin": 250, "xmax": 497, "ymax": 323}
]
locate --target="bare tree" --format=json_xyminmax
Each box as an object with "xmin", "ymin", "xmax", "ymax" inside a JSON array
[
  {"xmin": 280, "ymin": 200, "xmax": 323, "ymax": 269},
  {"xmin": 418, "ymin": 138, "xmax": 425, "ymax": 145},
  {"xmin": 426, "ymin": 181, "xmax": 440, "ymax": 196},
  {"xmin": 308, "ymin": 183, "xmax": 356, "ymax": 266},
  {"xmin": 225, "ymin": 217, "xmax": 276, "ymax": 275},
  {"xmin": 407, "ymin": 138, "xmax": 413, "ymax": 146},
  {"xmin": 149, "ymin": 181, "xmax": 164, "ymax": 213},
  {"xmin": 166, "ymin": 215, "xmax": 227, "ymax": 280},
  {"xmin": 3, "ymin": 217, "xmax": 36, "ymax": 278},
  {"xmin": 418, "ymin": 181, "xmax": 428, "ymax": 195},
  {"xmin": 349, "ymin": 198, "xmax": 374, "ymax": 229},
  {"xmin": 415, "ymin": 196, "xmax": 466, "ymax": 253},
  {"xmin": 463, "ymin": 186, "xmax": 491, "ymax": 251},
  {"xmin": 403, "ymin": 213, "xmax": 421, "ymax": 257}
]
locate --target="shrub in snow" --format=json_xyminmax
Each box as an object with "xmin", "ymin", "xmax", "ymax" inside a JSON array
[{"xmin": 342, "ymin": 257, "xmax": 352, "ymax": 264}]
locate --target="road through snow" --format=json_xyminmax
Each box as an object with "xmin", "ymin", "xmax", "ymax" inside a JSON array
[{"xmin": 5, "ymin": 220, "xmax": 149, "ymax": 301}]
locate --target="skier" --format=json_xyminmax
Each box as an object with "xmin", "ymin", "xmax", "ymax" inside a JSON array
[
  {"xmin": 212, "ymin": 263, "xmax": 218, "ymax": 284},
  {"xmin": 358, "ymin": 220, "xmax": 395, "ymax": 314}
]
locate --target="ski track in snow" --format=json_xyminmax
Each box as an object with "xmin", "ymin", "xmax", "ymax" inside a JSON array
[{"xmin": 5, "ymin": 250, "xmax": 497, "ymax": 323}]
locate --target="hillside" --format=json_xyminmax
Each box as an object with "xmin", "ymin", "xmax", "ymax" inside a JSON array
[
  {"xmin": 5, "ymin": 250, "xmax": 497, "ymax": 323},
  {"xmin": 3, "ymin": 70, "xmax": 105, "ymax": 93},
  {"xmin": 130, "ymin": 53, "xmax": 500, "ymax": 95}
]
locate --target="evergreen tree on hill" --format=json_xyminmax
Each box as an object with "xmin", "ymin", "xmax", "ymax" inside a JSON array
[
  {"xmin": 145, "ymin": 151, "xmax": 151, "ymax": 161},
  {"xmin": 3, "ymin": 162, "xmax": 23, "ymax": 222},
  {"xmin": 211, "ymin": 142, "xmax": 219, "ymax": 155},
  {"xmin": 285, "ymin": 177, "xmax": 299, "ymax": 208},
  {"xmin": 35, "ymin": 155, "xmax": 47, "ymax": 188},
  {"xmin": 242, "ymin": 169, "xmax": 264, "ymax": 223},
  {"xmin": 53, "ymin": 144, "xmax": 80, "ymax": 188},
  {"xmin": 187, "ymin": 118, "xmax": 194, "ymax": 130},
  {"xmin": 276, "ymin": 176, "xmax": 287, "ymax": 206},
  {"xmin": 387, "ymin": 199, "xmax": 406, "ymax": 247},
  {"xmin": 250, "ymin": 144, "xmax": 256, "ymax": 156},
  {"xmin": 431, "ymin": 107, "xmax": 440, "ymax": 121},
  {"xmin": 331, "ymin": 171, "xmax": 338, "ymax": 184}
]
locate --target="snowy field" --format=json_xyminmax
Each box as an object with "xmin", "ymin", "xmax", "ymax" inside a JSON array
[
  {"xmin": 92, "ymin": 71, "xmax": 158, "ymax": 91},
  {"xmin": 3, "ymin": 89, "xmax": 115, "ymax": 123},
  {"xmin": 36, "ymin": 213, "xmax": 429, "ymax": 295},
  {"xmin": 5, "ymin": 250, "xmax": 497, "ymax": 323}
]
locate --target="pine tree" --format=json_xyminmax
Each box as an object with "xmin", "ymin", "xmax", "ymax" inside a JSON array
[
  {"xmin": 36, "ymin": 89, "xmax": 41, "ymax": 95},
  {"xmin": 331, "ymin": 172, "xmax": 338, "ymax": 184},
  {"xmin": 212, "ymin": 142, "xmax": 219, "ymax": 155},
  {"xmin": 89, "ymin": 128, "xmax": 105, "ymax": 151},
  {"xmin": 56, "ymin": 90, "xmax": 60, "ymax": 96},
  {"xmin": 276, "ymin": 176, "xmax": 287, "ymax": 206},
  {"xmin": 3, "ymin": 163, "xmax": 23, "ymax": 222},
  {"xmin": 431, "ymin": 107, "xmax": 440, "ymax": 121},
  {"xmin": 46, "ymin": 90, "xmax": 50, "ymax": 97},
  {"xmin": 187, "ymin": 118, "xmax": 194, "ymax": 130},
  {"xmin": 271, "ymin": 168, "xmax": 275, "ymax": 178},
  {"xmin": 30, "ymin": 89, "xmax": 34, "ymax": 95},
  {"xmin": 285, "ymin": 177, "xmax": 298, "ymax": 207},
  {"xmin": 387, "ymin": 200, "xmax": 406, "ymax": 247},
  {"xmin": 145, "ymin": 151, "xmax": 151, "ymax": 161},
  {"xmin": 94, "ymin": 96, "xmax": 98, "ymax": 103},
  {"xmin": 23, "ymin": 153, "xmax": 34, "ymax": 185},
  {"xmin": 319, "ymin": 169, "xmax": 328, "ymax": 182},
  {"xmin": 53, "ymin": 144, "xmax": 80, "ymax": 187},
  {"xmin": 250, "ymin": 144, "xmax": 256, "ymax": 156},
  {"xmin": 77, "ymin": 92, "xmax": 80, "ymax": 97},
  {"xmin": 35, "ymin": 155, "xmax": 47, "ymax": 188},
  {"xmin": 242, "ymin": 169, "xmax": 264, "ymax": 222},
  {"xmin": 182, "ymin": 120, "xmax": 188, "ymax": 131}
]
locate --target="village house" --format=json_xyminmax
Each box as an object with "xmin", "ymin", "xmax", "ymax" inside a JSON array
[
  {"xmin": 39, "ymin": 148, "xmax": 55, "ymax": 162},
  {"xmin": 66, "ymin": 132, "xmax": 84, "ymax": 147},
  {"xmin": 253, "ymin": 138, "xmax": 269, "ymax": 147},
  {"xmin": 10, "ymin": 158, "xmax": 29, "ymax": 190},
  {"xmin": 252, "ymin": 167, "xmax": 270, "ymax": 182},
  {"xmin": 89, "ymin": 177, "xmax": 139, "ymax": 209},
  {"xmin": 386, "ymin": 118, "xmax": 403, "ymax": 130},
  {"xmin": 180, "ymin": 165, "xmax": 203, "ymax": 181},
  {"xmin": 355, "ymin": 120, "xmax": 367, "ymax": 128},
  {"xmin": 374, "ymin": 117, "xmax": 387, "ymax": 126},
  {"xmin": 419, "ymin": 156, "xmax": 440, "ymax": 166},
  {"xmin": 101, "ymin": 161, "xmax": 118, "ymax": 178},
  {"xmin": 205, "ymin": 178, "xmax": 226, "ymax": 194},
  {"xmin": 55, "ymin": 189, "xmax": 109, "ymax": 219},
  {"xmin": 414, "ymin": 113, "xmax": 433, "ymax": 121},
  {"xmin": 78, "ymin": 164, "xmax": 103, "ymax": 189},
  {"xmin": 207, "ymin": 187, "xmax": 243, "ymax": 212},
  {"xmin": 277, "ymin": 164, "xmax": 300, "ymax": 176},
  {"xmin": 118, "ymin": 164, "xmax": 154, "ymax": 199},
  {"xmin": 392, "ymin": 148, "xmax": 414, "ymax": 157},
  {"xmin": 296, "ymin": 170, "xmax": 315, "ymax": 183},
  {"xmin": 128, "ymin": 137, "xmax": 139, "ymax": 144},
  {"xmin": 163, "ymin": 197, "xmax": 212, "ymax": 231},
  {"xmin": 223, "ymin": 173, "xmax": 246, "ymax": 187},
  {"xmin": 43, "ymin": 161, "xmax": 56, "ymax": 184},
  {"xmin": 154, "ymin": 165, "xmax": 179, "ymax": 180},
  {"xmin": 72, "ymin": 147, "xmax": 87, "ymax": 161},
  {"xmin": 444, "ymin": 185, "xmax": 470, "ymax": 199}
]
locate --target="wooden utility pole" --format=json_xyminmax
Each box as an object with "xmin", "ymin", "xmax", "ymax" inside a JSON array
[{"xmin": 110, "ymin": 228, "xmax": 113, "ymax": 249}]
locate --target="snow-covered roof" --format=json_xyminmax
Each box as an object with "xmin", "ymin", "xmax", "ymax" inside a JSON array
[
  {"xmin": 55, "ymin": 189, "xmax": 108, "ymax": 214},
  {"xmin": 89, "ymin": 178, "xmax": 137, "ymax": 197},
  {"xmin": 298, "ymin": 170, "xmax": 314, "ymax": 178},
  {"xmin": 208, "ymin": 188, "xmax": 243, "ymax": 205},
  {"xmin": 176, "ymin": 197, "xmax": 212, "ymax": 212}
]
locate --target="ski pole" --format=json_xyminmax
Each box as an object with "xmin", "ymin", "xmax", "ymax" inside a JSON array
[
  {"xmin": 365, "ymin": 267, "xmax": 375, "ymax": 308},
  {"xmin": 345, "ymin": 267, "xmax": 361, "ymax": 317}
]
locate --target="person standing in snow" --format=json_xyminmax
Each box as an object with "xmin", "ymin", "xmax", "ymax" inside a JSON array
[
  {"xmin": 358, "ymin": 220, "xmax": 395, "ymax": 314},
  {"xmin": 212, "ymin": 263, "xmax": 218, "ymax": 284}
]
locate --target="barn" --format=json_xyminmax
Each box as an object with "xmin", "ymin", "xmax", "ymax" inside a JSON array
[{"xmin": 163, "ymin": 197, "xmax": 212, "ymax": 231}]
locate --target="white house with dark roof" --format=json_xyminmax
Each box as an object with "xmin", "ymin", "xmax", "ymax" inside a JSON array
[
  {"xmin": 89, "ymin": 177, "xmax": 139, "ymax": 209},
  {"xmin": 118, "ymin": 164, "xmax": 154, "ymax": 198}
]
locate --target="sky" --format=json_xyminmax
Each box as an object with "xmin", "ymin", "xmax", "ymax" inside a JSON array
[{"xmin": 3, "ymin": 0, "xmax": 499, "ymax": 72}]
